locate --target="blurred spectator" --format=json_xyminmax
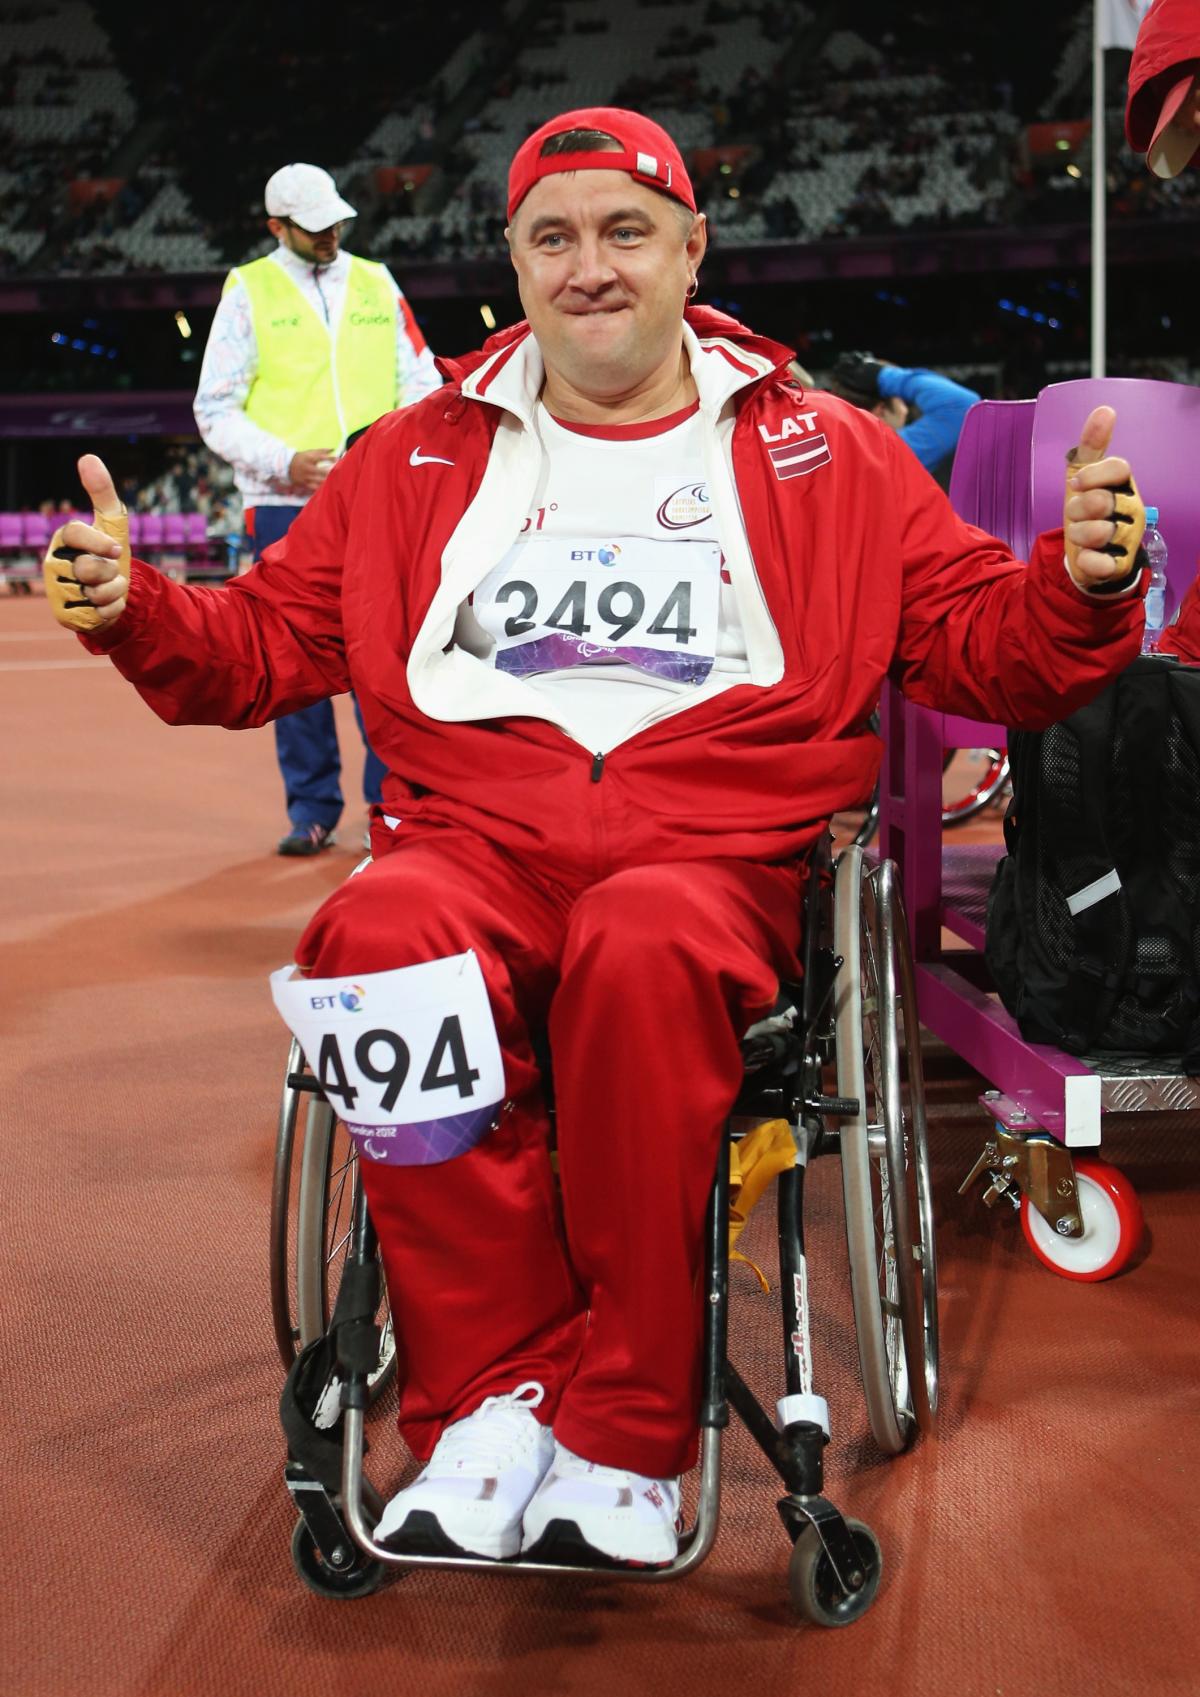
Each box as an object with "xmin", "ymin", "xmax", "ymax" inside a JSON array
[{"xmin": 828, "ymin": 351, "xmax": 980, "ymax": 488}]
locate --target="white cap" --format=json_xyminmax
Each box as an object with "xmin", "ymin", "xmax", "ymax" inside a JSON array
[{"xmin": 264, "ymin": 163, "xmax": 356, "ymax": 231}]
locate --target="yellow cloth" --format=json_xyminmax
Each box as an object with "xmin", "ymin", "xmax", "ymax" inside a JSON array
[
  {"xmin": 728, "ymin": 1118, "xmax": 797, "ymax": 1293},
  {"xmin": 43, "ymin": 506, "xmax": 129, "ymax": 633},
  {"xmin": 231, "ymin": 254, "xmax": 397, "ymax": 450}
]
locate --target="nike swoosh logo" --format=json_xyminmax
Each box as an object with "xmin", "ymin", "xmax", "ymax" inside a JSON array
[{"xmin": 410, "ymin": 448, "xmax": 455, "ymax": 467}]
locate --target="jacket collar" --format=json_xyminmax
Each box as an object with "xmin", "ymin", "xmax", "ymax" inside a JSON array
[
  {"xmin": 446, "ymin": 306, "xmax": 794, "ymax": 428},
  {"xmin": 270, "ymin": 242, "xmax": 350, "ymax": 284}
]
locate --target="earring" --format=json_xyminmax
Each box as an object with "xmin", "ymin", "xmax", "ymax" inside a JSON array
[{"xmin": 686, "ymin": 277, "xmax": 699, "ymax": 299}]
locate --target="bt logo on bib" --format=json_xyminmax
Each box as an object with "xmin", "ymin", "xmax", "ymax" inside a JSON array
[
  {"xmin": 570, "ymin": 544, "xmax": 622, "ymax": 566},
  {"xmin": 339, "ymin": 984, "xmax": 367, "ymax": 1012}
]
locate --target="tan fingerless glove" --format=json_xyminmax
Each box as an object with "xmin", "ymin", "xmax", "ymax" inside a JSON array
[
  {"xmin": 43, "ymin": 506, "xmax": 130, "ymax": 633},
  {"xmin": 1064, "ymin": 445, "xmax": 1147, "ymax": 592}
]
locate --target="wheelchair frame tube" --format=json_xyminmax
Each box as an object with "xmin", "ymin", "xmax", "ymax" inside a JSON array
[
  {"xmin": 335, "ymin": 1144, "xmax": 731, "ymax": 1582},
  {"xmin": 699, "ymin": 1134, "xmax": 731, "ymax": 1431},
  {"xmin": 340, "ymin": 1414, "xmax": 722, "ymax": 1583},
  {"xmin": 777, "ymin": 1162, "xmax": 813, "ymax": 1400}
]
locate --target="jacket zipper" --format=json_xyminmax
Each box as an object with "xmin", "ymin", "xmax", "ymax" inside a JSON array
[
  {"xmin": 312, "ymin": 260, "xmax": 349, "ymax": 453},
  {"xmin": 591, "ymin": 752, "xmax": 605, "ymax": 783}
]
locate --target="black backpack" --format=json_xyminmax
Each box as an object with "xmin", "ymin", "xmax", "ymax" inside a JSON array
[{"xmin": 986, "ymin": 655, "xmax": 1200, "ymax": 1071}]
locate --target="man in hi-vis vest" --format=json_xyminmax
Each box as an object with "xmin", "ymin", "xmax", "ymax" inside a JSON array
[{"xmin": 195, "ymin": 162, "xmax": 441, "ymax": 855}]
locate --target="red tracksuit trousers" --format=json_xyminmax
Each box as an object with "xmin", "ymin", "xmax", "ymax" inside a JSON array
[{"xmin": 295, "ymin": 824, "xmax": 803, "ymax": 1478}]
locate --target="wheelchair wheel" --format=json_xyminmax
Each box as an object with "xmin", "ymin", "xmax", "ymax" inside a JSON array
[
  {"xmin": 942, "ymin": 748, "xmax": 1010, "ymax": 826},
  {"xmin": 291, "ymin": 1519, "xmax": 387, "ymax": 1600},
  {"xmin": 788, "ymin": 1518, "xmax": 882, "ymax": 1627},
  {"xmin": 296, "ymin": 1100, "xmax": 397, "ymax": 1403},
  {"xmin": 270, "ymin": 1039, "xmax": 307, "ymax": 1371},
  {"xmin": 834, "ymin": 847, "xmax": 939, "ymax": 1454}
]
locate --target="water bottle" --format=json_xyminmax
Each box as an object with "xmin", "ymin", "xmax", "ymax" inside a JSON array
[{"xmin": 1141, "ymin": 507, "xmax": 1169, "ymax": 655}]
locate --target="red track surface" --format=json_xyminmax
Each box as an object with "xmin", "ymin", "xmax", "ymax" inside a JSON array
[{"xmin": 3, "ymin": 594, "xmax": 1196, "ymax": 1697}]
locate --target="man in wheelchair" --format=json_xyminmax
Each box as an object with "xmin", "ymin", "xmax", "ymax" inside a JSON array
[{"xmin": 48, "ymin": 108, "xmax": 1149, "ymax": 1570}]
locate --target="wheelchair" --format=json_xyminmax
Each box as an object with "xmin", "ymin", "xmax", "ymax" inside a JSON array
[{"xmin": 268, "ymin": 839, "xmax": 939, "ymax": 1626}]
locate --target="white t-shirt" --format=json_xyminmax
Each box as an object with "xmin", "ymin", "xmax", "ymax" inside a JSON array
[{"xmin": 453, "ymin": 400, "xmax": 749, "ymax": 753}]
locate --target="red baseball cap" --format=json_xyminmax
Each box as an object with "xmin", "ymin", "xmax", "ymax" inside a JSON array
[
  {"xmin": 507, "ymin": 106, "xmax": 696, "ymax": 221},
  {"xmin": 1126, "ymin": 0, "xmax": 1200, "ymax": 177},
  {"xmin": 1148, "ymin": 68, "xmax": 1200, "ymax": 176}
]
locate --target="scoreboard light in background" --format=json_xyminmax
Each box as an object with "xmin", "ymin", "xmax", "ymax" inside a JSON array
[
  {"xmin": 50, "ymin": 330, "xmax": 120, "ymax": 358},
  {"xmin": 174, "ymin": 310, "xmax": 192, "ymax": 339},
  {"xmin": 997, "ymin": 298, "xmax": 1061, "ymax": 329}
]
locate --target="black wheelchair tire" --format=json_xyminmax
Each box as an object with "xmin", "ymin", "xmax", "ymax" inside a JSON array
[
  {"xmin": 290, "ymin": 1519, "xmax": 387, "ymax": 1600},
  {"xmin": 270, "ymin": 1039, "xmax": 306, "ymax": 1371},
  {"xmin": 788, "ymin": 1519, "xmax": 882, "ymax": 1627},
  {"xmin": 833, "ymin": 847, "xmax": 939, "ymax": 1454},
  {"xmin": 295, "ymin": 1099, "xmax": 398, "ymax": 1404}
]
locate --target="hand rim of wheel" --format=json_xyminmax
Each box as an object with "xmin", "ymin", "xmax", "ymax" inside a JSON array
[
  {"xmin": 296, "ymin": 1101, "xmax": 397, "ymax": 1397},
  {"xmin": 833, "ymin": 845, "xmax": 939, "ymax": 1454}
]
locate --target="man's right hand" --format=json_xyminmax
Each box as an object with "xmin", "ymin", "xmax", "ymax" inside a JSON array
[
  {"xmin": 288, "ymin": 448, "xmax": 336, "ymax": 493},
  {"xmin": 44, "ymin": 454, "xmax": 130, "ymax": 632}
]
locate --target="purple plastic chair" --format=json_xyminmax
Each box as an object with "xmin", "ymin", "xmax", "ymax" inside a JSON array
[
  {"xmin": 20, "ymin": 512, "xmax": 52, "ymax": 552},
  {"xmin": 183, "ymin": 512, "xmax": 208, "ymax": 550},
  {"xmin": 0, "ymin": 513, "xmax": 23, "ymax": 555},
  {"xmin": 1031, "ymin": 377, "xmax": 1200, "ymax": 610},
  {"xmin": 162, "ymin": 513, "xmax": 187, "ymax": 549},
  {"xmin": 138, "ymin": 513, "xmax": 165, "ymax": 557},
  {"xmin": 883, "ymin": 373, "xmax": 1200, "ymax": 1165},
  {"xmin": 947, "ymin": 398, "xmax": 1038, "ymax": 564},
  {"xmin": 126, "ymin": 512, "xmax": 142, "ymax": 549}
]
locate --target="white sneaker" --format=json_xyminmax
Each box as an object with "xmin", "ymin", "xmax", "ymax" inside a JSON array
[
  {"xmin": 520, "ymin": 1442, "xmax": 682, "ymax": 1567},
  {"xmin": 375, "ymin": 1381, "xmax": 554, "ymax": 1559}
]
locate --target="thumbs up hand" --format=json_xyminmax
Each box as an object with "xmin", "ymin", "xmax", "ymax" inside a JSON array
[
  {"xmin": 44, "ymin": 454, "xmax": 131, "ymax": 631},
  {"xmin": 1063, "ymin": 406, "xmax": 1147, "ymax": 592}
]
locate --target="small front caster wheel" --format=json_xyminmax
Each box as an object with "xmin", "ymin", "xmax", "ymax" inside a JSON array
[
  {"xmin": 291, "ymin": 1519, "xmax": 387, "ymax": 1599},
  {"xmin": 788, "ymin": 1519, "xmax": 882, "ymax": 1627},
  {"xmin": 1020, "ymin": 1158, "xmax": 1144, "ymax": 1282}
]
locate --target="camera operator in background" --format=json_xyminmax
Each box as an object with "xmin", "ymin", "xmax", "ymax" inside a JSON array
[{"xmin": 828, "ymin": 351, "xmax": 980, "ymax": 489}]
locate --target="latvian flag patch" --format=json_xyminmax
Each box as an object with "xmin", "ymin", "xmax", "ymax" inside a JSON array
[{"xmin": 767, "ymin": 435, "xmax": 832, "ymax": 480}]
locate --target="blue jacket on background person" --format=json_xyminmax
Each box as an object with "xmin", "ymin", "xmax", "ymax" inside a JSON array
[
  {"xmin": 875, "ymin": 365, "xmax": 981, "ymax": 476},
  {"xmin": 829, "ymin": 351, "xmax": 980, "ymax": 488}
]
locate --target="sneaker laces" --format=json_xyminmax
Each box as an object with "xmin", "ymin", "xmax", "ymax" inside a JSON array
[{"xmin": 426, "ymin": 1381, "xmax": 546, "ymax": 1476}]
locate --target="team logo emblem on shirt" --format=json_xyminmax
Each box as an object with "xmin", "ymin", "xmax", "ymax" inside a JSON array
[{"xmin": 657, "ymin": 483, "xmax": 712, "ymax": 529}]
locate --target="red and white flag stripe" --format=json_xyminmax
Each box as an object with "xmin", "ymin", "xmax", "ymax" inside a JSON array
[{"xmin": 767, "ymin": 435, "xmax": 832, "ymax": 480}]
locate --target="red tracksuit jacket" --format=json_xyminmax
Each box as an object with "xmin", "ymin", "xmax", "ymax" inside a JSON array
[{"xmin": 85, "ymin": 307, "xmax": 1144, "ymax": 879}]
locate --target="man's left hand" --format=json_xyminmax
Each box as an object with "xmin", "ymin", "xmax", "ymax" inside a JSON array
[{"xmin": 1063, "ymin": 405, "xmax": 1147, "ymax": 592}]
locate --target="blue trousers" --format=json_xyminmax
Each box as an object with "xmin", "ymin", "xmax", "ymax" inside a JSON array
[{"xmin": 250, "ymin": 504, "xmax": 386, "ymax": 830}]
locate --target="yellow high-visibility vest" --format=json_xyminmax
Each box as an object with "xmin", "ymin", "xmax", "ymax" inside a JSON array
[{"xmin": 229, "ymin": 254, "xmax": 397, "ymax": 451}]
